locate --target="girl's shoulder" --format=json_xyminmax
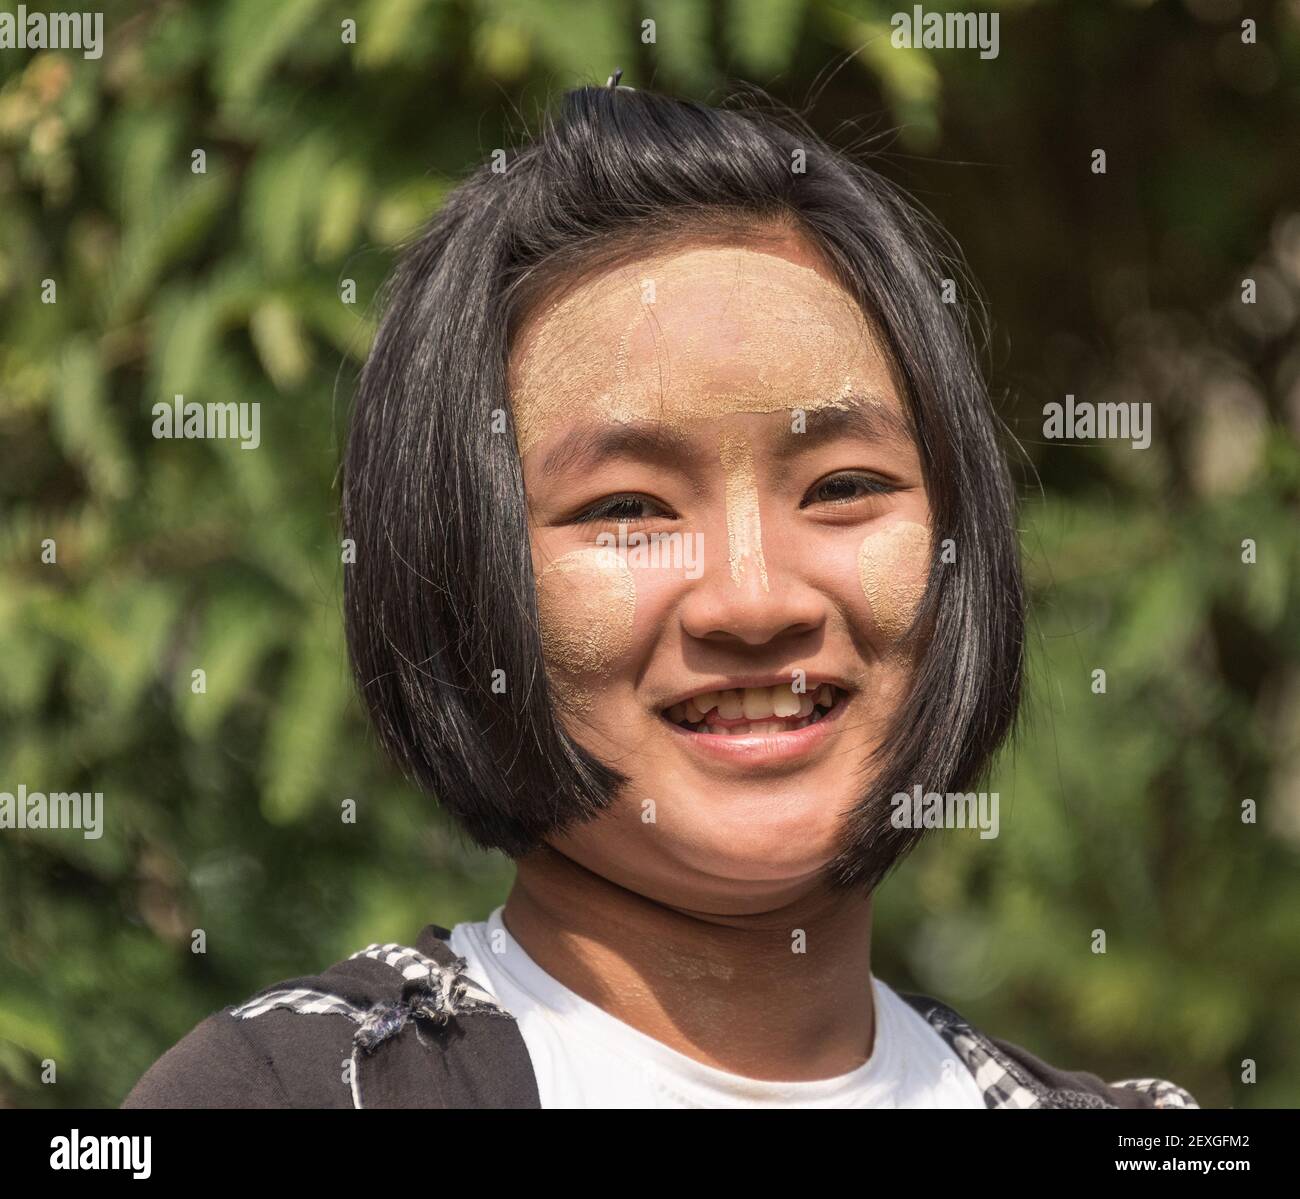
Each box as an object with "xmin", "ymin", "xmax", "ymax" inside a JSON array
[
  {"xmin": 123, "ymin": 926, "xmax": 1201, "ymax": 1111},
  {"xmin": 897, "ymin": 991, "xmax": 1200, "ymax": 1110},
  {"xmin": 121, "ymin": 928, "xmax": 537, "ymax": 1109}
]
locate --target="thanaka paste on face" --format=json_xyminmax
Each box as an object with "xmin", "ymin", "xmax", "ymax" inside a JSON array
[
  {"xmin": 856, "ymin": 521, "xmax": 931, "ymax": 641},
  {"xmin": 536, "ymin": 548, "xmax": 636, "ymax": 712},
  {"xmin": 717, "ymin": 432, "xmax": 770, "ymax": 592},
  {"xmin": 509, "ymin": 245, "xmax": 892, "ymax": 455}
]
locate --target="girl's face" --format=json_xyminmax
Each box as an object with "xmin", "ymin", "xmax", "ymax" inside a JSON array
[{"xmin": 510, "ymin": 232, "xmax": 931, "ymax": 913}]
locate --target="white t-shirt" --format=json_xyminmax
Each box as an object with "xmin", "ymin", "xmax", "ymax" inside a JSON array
[{"xmin": 447, "ymin": 905, "xmax": 987, "ymax": 1109}]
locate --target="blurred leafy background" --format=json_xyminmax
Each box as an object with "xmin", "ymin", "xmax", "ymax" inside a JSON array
[{"xmin": 1, "ymin": 0, "xmax": 1297, "ymax": 1108}]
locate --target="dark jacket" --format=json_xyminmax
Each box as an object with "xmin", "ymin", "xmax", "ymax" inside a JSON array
[{"xmin": 122, "ymin": 923, "xmax": 1199, "ymax": 1110}]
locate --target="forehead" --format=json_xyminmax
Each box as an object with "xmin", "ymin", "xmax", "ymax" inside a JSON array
[{"xmin": 508, "ymin": 239, "xmax": 904, "ymax": 457}]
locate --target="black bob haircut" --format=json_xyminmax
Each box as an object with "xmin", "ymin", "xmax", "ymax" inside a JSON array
[{"xmin": 342, "ymin": 83, "xmax": 1025, "ymax": 894}]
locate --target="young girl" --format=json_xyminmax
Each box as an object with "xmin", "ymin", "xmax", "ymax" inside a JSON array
[{"xmin": 124, "ymin": 82, "xmax": 1196, "ymax": 1110}]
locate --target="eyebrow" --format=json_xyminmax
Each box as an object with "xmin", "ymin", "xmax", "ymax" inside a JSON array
[
  {"xmin": 538, "ymin": 420, "xmax": 704, "ymax": 480},
  {"xmin": 535, "ymin": 394, "xmax": 915, "ymax": 479},
  {"xmin": 779, "ymin": 395, "xmax": 915, "ymax": 459}
]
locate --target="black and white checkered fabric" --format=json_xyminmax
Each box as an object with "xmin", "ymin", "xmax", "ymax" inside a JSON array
[
  {"xmin": 230, "ymin": 986, "xmax": 367, "ymax": 1024},
  {"xmin": 909, "ymin": 995, "xmax": 1200, "ymax": 1109},
  {"xmin": 346, "ymin": 941, "xmax": 500, "ymax": 1013},
  {"xmin": 1109, "ymin": 1077, "xmax": 1200, "ymax": 1109},
  {"xmin": 231, "ymin": 939, "xmax": 512, "ymax": 1108}
]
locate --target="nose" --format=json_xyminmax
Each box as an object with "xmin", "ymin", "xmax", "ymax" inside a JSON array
[{"xmin": 678, "ymin": 512, "xmax": 826, "ymax": 649}]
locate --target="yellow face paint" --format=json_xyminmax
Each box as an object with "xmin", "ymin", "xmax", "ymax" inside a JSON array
[
  {"xmin": 717, "ymin": 432, "xmax": 769, "ymax": 591},
  {"xmin": 857, "ymin": 521, "xmax": 931, "ymax": 640},
  {"xmin": 509, "ymin": 245, "xmax": 893, "ymax": 456},
  {"xmin": 536, "ymin": 548, "xmax": 635, "ymax": 711}
]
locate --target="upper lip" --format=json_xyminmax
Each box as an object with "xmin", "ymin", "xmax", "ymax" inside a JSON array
[{"xmin": 658, "ymin": 674, "xmax": 853, "ymax": 712}]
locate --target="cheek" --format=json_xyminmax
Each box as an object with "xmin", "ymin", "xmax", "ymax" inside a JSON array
[
  {"xmin": 856, "ymin": 521, "xmax": 931, "ymax": 640},
  {"xmin": 536, "ymin": 549, "xmax": 636, "ymax": 708}
]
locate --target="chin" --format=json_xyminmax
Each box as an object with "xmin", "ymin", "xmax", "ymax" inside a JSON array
[
  {"xmin": 556, "ymin": 711, "xmax": 867, "ymax": 898},
  {"xmin": 653, "ymin": 779, "xmax": 850, "ymax": 883}
]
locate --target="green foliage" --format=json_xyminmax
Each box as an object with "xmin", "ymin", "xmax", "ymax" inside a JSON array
[{"xmin": 1, "ymin": 0, "xmax": 1297, "ymax": 1109}]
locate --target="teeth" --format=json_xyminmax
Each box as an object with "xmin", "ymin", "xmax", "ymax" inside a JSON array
[
  {"xmin": 772, "ymin": 688, "xmax": 800, "ymax": 717},
  {"xmin": 708, "ymin": 712, "xmax": 823, "ymax": 736},
  {"xmin": 666, "ymin": 684, "xmax": 841, "ymax": 728},
  {"xmin": 717, "ymin": 690, "xmax": 744, "ymax": 719}
]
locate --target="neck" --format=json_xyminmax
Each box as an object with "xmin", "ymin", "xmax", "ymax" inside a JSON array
[{"xmin": 501, "ymin": 845, "xmax": 876, "ymax": 1081}]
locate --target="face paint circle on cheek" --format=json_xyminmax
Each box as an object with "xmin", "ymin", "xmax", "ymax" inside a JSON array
[
  {"xmin": 856, "ymin": 521, "xmax": 931, "ymax": 641},
  {"xmin": 536, "ymin": 548, "xmax": 636, "ymax": 711}
]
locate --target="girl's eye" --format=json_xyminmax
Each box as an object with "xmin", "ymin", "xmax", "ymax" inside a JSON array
[
  {"xmin": 802, "ymin": 472, "xmax": 897, "ymax": 507},
  {"xmin": 572, "ymin": 494, "xmax": 671, "ymax": 524}
]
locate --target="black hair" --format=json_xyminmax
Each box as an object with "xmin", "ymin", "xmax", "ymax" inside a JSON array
[{"xmin": 341, "ymin": 84, "xmax": 1024, "ymax": 893}]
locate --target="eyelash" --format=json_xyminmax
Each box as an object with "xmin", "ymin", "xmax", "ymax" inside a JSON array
[
  {"xmin": 570, "ymin": 473, "xmax": 896, "ymax": 524},
  {"xmin": 571, "ymin": 494, "xmax": 669, "ymax": 524},
  {"xmin": 801, "ymin": 472, "xmax": 898, "ymax": 507}
]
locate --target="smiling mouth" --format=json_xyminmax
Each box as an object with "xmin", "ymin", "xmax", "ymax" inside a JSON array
[{"xmin": 661, "ymin": 684, "xmax": 844, "ymax": 736}]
